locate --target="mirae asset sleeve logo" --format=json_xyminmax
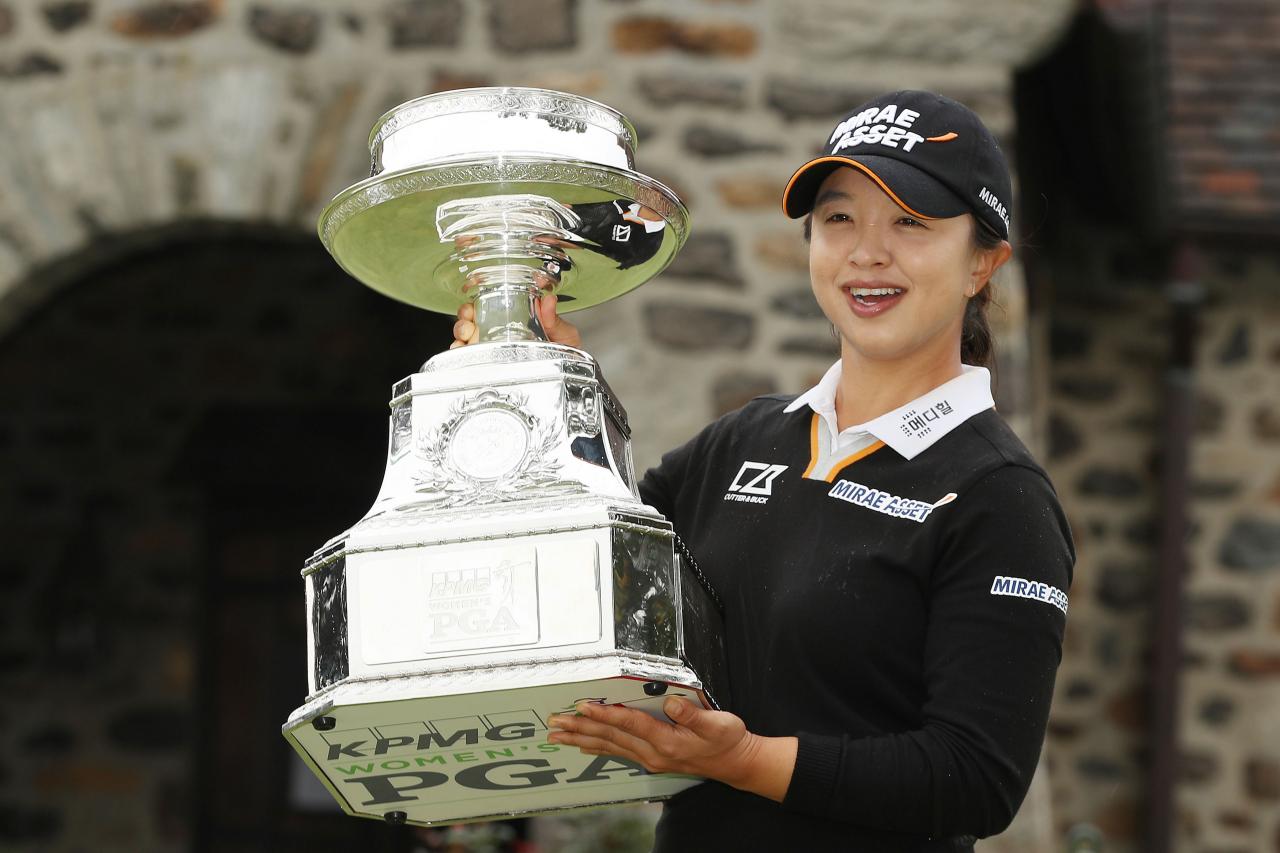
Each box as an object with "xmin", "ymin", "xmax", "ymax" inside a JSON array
[{"xmin": 989, "ymin": 576, "xmax": 1069, "ymax": 614}]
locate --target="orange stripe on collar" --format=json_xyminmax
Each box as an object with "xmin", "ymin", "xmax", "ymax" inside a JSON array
[
  {"xmin": 822, "ymin": 440, "xmax": 886, "ymax": 483},
  {"xmin": 801, "ymin": 413, "xmax": 821, "ymax": 480}
]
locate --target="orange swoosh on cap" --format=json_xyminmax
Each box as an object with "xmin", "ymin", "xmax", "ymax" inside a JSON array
[{"xmin": 926, "ymin": 132, "xmax": 959, "ymax": 142}]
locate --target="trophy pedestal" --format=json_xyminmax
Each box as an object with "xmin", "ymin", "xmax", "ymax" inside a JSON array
[
  {"xmin": 285, "ymin": 673, "xmax": 706, "ymax": 826},
  {"xmin": 283, "ymin": 344, "xmax": 728, "ymax": 825}
]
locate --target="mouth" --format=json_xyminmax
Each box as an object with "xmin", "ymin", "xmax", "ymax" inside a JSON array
[{"xmin": 842, "ymin": 283, "xmax": 906, "ymax": 317}]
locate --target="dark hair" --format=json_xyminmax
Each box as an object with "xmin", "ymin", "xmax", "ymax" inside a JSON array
[
  {"xmin": 963, "ymin": 222, "xmax": 1002, "ymax": 369},
  {"xmin": 801, "ymin": 214, "xmax": 1003, "ymax": 369}
]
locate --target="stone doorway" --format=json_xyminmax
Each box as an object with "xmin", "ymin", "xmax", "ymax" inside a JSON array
[
  {"xmin": 181, "ymin": 404, "xmax": 410, "ymax": 851},
  {"xmin": 0, "ymin": 226, "xmax": 450, "ymax": 850}
]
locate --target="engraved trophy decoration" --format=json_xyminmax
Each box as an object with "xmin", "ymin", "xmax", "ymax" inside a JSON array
[{"xmin": 282, "ymin": 88, "xmax": 729, "ymax": 827}]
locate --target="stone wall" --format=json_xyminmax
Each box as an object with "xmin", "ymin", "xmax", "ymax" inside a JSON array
[
  {"xmin": 0, "ymin": 0, "xmax": 1079, "ymax": 850},
  {"xmin": 0, "ymin": 0, "xmax": 1073, "ymax": 462},
  {"xmin": 1177, "ymin": 255, "xmax": 1280, "ymax": 852},
  {"xmin": 1042, "ymin": 270, "xmax": 1170, "ymax": 850},
  {"xmin": 1042, "ymin": 246, "xmax": 1280, "ymax": 852}
]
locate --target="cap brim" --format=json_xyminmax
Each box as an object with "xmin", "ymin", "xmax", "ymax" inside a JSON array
[{"xmin": 782, "ymin": 154, "xmax": 970, "ymax": 221}]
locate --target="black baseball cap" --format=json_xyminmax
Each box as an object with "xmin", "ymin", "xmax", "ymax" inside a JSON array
[{"xmin": 782, "ymin": 90, "xmax": 1013, "ymax": 240}]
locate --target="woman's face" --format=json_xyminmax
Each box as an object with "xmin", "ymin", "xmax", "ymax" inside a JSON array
[{"xmin": 808, "ymin": 167, "xmax": 1002, "ymax": 368}]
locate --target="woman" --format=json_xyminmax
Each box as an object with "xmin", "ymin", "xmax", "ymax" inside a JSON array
[{"xmin": 454, "ymin": 91, "xmax": 1074, "ymax": 852}]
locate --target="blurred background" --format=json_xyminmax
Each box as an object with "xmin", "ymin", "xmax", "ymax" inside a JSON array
[{"xmin": 0, "ymin": 0, "xmax": 1277, "ymax": 850}]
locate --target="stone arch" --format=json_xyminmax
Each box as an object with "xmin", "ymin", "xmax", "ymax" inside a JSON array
[
  {"xmin": 0, "ymin": 225, "xmax": 452, "ymax": 848},
  {"xmin": 0, "ymin": 56, "xmax": 390, "ymax": 331}
]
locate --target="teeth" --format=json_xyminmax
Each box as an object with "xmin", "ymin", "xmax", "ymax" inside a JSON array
[{"xmin": 850, "ymin": 287, "xmax": 904, "ymax": 296}]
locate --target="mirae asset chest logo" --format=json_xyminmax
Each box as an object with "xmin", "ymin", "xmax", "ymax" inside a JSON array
[
  {"xmin": 725, "ymin": 461, "xmax": 788, "ymax": 504},
  {"xmin": 828, "ymin": 479, "xmax": 957, "ymax": 523}
]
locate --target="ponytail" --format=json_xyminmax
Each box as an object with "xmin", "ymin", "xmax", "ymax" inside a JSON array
[
  {"xmin": 961, "ymin": 285, "xmax": 995, "ymax": 368},
  {"xmin": 963, "ymin": 222, "xmax": 1003, "ymax": 369}
]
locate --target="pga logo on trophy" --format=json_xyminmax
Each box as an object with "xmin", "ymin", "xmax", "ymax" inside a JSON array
[{"xmin": 281, "ymin": 88, "xmax": 730, "ymax": 827}]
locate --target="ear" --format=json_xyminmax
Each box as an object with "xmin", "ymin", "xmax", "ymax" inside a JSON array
[{"xmin": 971, "ymin": 240, "xmax": 1012, "ymax": 294}]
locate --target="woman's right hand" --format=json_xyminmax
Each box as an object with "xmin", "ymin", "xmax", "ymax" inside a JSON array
[{"xmin": 450, "ymin": 293, "xmax": 583, "ymax": 350}]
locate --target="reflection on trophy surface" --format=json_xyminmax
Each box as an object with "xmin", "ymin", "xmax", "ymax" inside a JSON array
[{"xmin": 281, "ymin": 87, "xmax": 730, "ymax": 827}]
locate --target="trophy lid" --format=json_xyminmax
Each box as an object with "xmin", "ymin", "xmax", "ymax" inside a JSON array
[{"xmin": 369, "ymin": 87, "xmax": 638, "ymax": 175}]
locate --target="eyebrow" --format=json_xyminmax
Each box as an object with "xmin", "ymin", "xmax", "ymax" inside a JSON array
[{"xmin": 813, "ymin": 189, "xmax": 851, "ymax": 208}]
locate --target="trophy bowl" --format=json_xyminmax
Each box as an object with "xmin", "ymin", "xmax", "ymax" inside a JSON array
[
  {"xmin": 282, "ymin": 88, "xmax": 729, "ymax": 828},
  {"xmin": 318, "ymin": 87, "xmax": 690, "ymax": 333}
]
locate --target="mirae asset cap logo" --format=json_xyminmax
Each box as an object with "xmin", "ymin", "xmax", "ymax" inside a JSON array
[
  {"xmin": 828, "ymin": 103, "xmax": 958, "ymax": 155},
  {"xmin": 979, "ymin": 186, "xmax": 1010, "ymax": 231}
]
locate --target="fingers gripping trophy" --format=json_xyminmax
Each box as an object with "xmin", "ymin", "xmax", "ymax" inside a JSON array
[{"xmin": 282, "ymin": 88, "xmax": 730, "ymax": 827}]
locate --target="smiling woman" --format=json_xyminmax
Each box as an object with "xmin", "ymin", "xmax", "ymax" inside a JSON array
[
  {"xmin": 805, "ymin": 167, "xmax": 1010, "ymax": 417},
  {"xmin": 455, "ymin": 90, "xmax": 1075, "ymax": 853},
  {"xmin": 802, "ymin": 176, "xmax": 1006, "ymax": 365}
]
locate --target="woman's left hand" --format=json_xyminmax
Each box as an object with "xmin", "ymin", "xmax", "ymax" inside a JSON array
[{"xmin": 547, "ymin": 697, "xmax": 794, "ymax": 800}]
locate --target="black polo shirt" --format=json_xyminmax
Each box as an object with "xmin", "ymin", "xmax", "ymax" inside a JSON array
[{"xmin": 639, "ymin": 377, "xmax": 1074, "ymax": 851}]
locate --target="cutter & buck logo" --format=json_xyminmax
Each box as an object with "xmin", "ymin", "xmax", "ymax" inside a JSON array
[{"xmin": 724, "ymin": 461, "xmax": 788, "ymax": 504}]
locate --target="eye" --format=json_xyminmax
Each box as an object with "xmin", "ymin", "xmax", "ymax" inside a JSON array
[
  {"xmin": 897, "ymin": 215, "xmax": 925, "ymax": 227},
  {"xmin": 824, "ymin": 212, "xmax": 850, "ymax": 223}
]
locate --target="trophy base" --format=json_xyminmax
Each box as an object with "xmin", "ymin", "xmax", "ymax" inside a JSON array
[{"xmin": 283, "ymin": 655, "xmax": 708, "ymax": 826}]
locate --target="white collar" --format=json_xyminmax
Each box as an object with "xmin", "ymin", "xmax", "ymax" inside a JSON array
[{"xmin": 782, "ymin": 360, "xmax": 994, "ymax": 460}]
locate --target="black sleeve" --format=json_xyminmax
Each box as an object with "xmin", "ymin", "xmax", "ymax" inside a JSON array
[
  {"xmin": 637, "ymin": 420, "xmax": 713, "ymax": 523},
  {"xmin": 782, "ymin": 464, "xmax": 1075, "ymax": 839}
]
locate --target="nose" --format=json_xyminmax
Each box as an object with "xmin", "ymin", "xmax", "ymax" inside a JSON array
[{"xmin": 847, "ymin": 221, "xmax": 890, "ymax": 268}]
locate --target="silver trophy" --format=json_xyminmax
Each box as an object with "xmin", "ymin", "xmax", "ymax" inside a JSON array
[{"xmin": 282, "ymin": 88, "xmax": 729, "ymax": 827}]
